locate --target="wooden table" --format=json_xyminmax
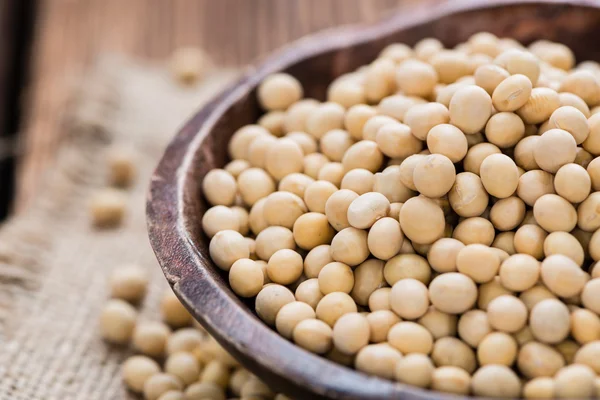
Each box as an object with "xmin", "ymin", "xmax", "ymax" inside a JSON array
[{"xmin": 16, "ymin": 0, "xmax": 440, "ymax": 211}]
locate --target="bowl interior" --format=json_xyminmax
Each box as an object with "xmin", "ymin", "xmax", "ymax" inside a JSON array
[{"xmin": 149, "ymin": 1, "xmax": 600, "ymax": 399}]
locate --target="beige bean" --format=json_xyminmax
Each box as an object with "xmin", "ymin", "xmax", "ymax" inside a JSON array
[
  {"xmin": 544, "ymin": 231, "xmax": 585, "ymax": 266},
  {"xmin": 485, "ymin": 112, "xmax": 525, "ymax": 148},
  {"xmin": 378, "ymin": 94, "xmax": 426, "ymax": 121},
  {"xmin": 463, "ymin": 142, "xmax": 502, "ymax": 175},
  {"xmin": 534, "ymin": 129, "xmax": 577, "ymax": 173},
  {"xmin": 325, "ymin": 189, "xmax": 359, "ymax": 231},
  {"xmin": 426, "ymin": 124, "xmax": 468, "ymax": 162},
  {"xmin": 450, "ymin": 85, "xmax": 493, "ymax": 134},
  {"xmin": 396, "ymin": 59, "xmax": 438, "ymax": 97},
  {"xmin": 560, "ymin": 70, "xmax": 600, "ymax": 106},
  {"xmin": 306, "ymin": 102, "xmax": 345, "ymax": 139},
  {"xmin": 292, "ymin": 212, "xmax": 335, "ymax": 251},
  {"xmin": 495, "ymin": 49, "xmax": 540, "ymax": 84},
  {"xmin": 429, "ymin": 273, "xmax": 477, "ymax": 314},
  {"xmin": 499, "ymin": 254, "xmax": 540, "ymax": 292},
  {"xmin": 530, "ymin": 298, "xmax": 571, "ymax": 344},
  {"xmin": 490, "ymin": 196, "xmax": 526, "ymax": 231},
  {"xmin": 347, "ymin": 192, "xmax": 390, "ymax": 229},
  {"xmin": 351, "ymin": 259, "xmax": 385, "ymax": 306},
  {"xmin": 475, "ymin": 64, "xmax": 510, "ymax": 94},
  {"xmin": 518, "ymin": 341, "xmax": 565, "ymax": 378},
  {"xmin": 390, "ymin": 279, "xmax": 430, "ymax": 320},
  {"xmin": 541, "ymin": 254, "xmax": 588, "ymax": 298},
  {"xmin": 404, "ymin": 102, "xmax": 449, "ymax": 140},
  {"xmin": 342, "ymin": 140, "xmax": 384, "ymax": 173},
  {"xmin": 448, "ymin": 172, "xmax": 489, "ymax": 217},
  {"xmin": 367, "ymin": 218, "xmax": 403, "ymax": 260},
  {"xmin": 517, "ymin": 170, "xmax": 555, "ymax": 206},
  {"xmin": 330, "ymin": 227, "xmax": 369, "ymax": 267},
  {"xmin": 373, "ymin": 166, "xmax": 415, "ymax": 203},
  {"xmin": 452, "ymin": 217, "xmax": 495, "ymax": 246},
  {"xmin": 376, "ymin": 122, "xmax": 422, "ymax": 158},
  {"xmin": 480, "ymin": 153, "xmax": 519, "ymax": 198},
  {"xmin": 492, "ymin": 74, "xmax": 533, "ymax": 111},
  {"xmin": 258, "ymin": 73, "xmax": 302, "ymax": 111},
  {"xmin": 344, "ymin": 104, "xmax": 377, "ymax": 140},
  {"xmin": 517, "ymin": 87, "xmax": 560, "ymax": 124},
  {"xmin": 384, "ymin": 254, "xmax": 431, "ymax": 286},
  {"xmin": 533, "ymin": 194, "xmax": 577, "ymax": 233},
  {"xmin": 400, "ymin": 196, "xmax": 445, "ymax": 245},
  {"xmin": 431, "ymin": 337, "xmax": 477, "ymax": 373},
  {"xmin": 355, "ymin": 343, "xmax": 403, "ymax": 380},
  {"xmin": 413, "ymin": 154, "xmax": 456, "ymax": 198},
  {"xmin": 471, "ymin": 365, "xmax": 521, "ymax": 398}
]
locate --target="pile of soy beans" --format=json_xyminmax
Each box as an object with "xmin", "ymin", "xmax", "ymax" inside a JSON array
[
  {"xmin": 202, "ymin": 32, "xmax": 600, "ymax": 398},
  {"xmin": 100, "ymin": 265, "xmax": 291, "ymax": 400}
]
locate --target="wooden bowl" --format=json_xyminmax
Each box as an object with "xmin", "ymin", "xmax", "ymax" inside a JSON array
[{"xmin": 147, "ymin": 1, "xmax": 600, "ymax": 398}]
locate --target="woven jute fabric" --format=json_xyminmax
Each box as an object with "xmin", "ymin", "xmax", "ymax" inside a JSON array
[{"xmin": 0, "ymin": 56, "xmax": 239, "ymax": 400}]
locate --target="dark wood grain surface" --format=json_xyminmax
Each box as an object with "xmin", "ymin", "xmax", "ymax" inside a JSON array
[
  {"xmin": 147, "ymin": 1, "xmax": 600, "ymax": 398},
  {"xmin": 0, "ymin": 0, "xmax": 35, "ymax": 217},
  {"xmin": 15, "ymin": 0, "xmax": 441, "ymax": 211}
]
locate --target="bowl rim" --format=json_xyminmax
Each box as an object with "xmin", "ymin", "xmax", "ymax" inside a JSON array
[{"xmin": 147, "ymin": 0, "xmax": 599, "ymax": 398}]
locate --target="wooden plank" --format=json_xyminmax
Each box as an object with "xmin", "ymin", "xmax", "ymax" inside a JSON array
[
  {"xmin": 0, "ymin": 0, "xmax": 18, "ymax": 218},
  {"xmin": 15, "ymin": 0, "xmax": 440, "ymax": 211},
  {"xmin": 0, "ymin": 0, "xmax": 36, "ymax": 217}
]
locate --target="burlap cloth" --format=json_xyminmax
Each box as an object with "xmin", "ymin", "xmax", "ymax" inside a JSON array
[{"xmin": 0, "ymin": 56, "xmax": 239, "ymax": 400}]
